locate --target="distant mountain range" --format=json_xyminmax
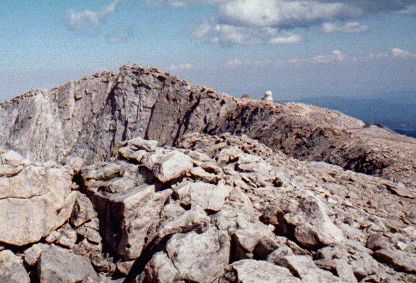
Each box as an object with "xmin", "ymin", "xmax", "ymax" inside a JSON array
[{"xmin": 292, "ymin": 91, "xmax": 416, "ymax": 138}]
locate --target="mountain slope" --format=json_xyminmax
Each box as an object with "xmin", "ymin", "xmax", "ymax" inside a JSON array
[
  {"xmin": 1, "ymin": 65, "xmax": 415, "ymax": 186},
  {"xmin": 295, "ymin": 92, "xmax": 416, "ymax": 137}
]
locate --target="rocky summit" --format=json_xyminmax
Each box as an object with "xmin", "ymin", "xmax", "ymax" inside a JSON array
[{"xmin": 0, "ymin": 65, "xmax": 415, "ymax": 283}]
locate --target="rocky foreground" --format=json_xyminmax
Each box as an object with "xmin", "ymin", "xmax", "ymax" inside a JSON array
[{"xmin": 0, "ymin": 65, "xmax": 415, "ymax": 282}]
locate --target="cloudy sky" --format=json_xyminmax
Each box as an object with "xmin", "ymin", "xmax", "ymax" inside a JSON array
[{"xmin": 1, "ymin": 0, "xmax": 416, "ymax": 100}]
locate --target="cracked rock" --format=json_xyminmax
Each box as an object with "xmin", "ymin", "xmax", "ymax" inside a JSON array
[
  {"xmin": 0, "ymin": 153, "xmax": 76, "ymax": 246},
  {"xmin": 0, "ymin": 250, "xmax": 30, "ymax": 283},
  {"xmin": 166, "ymin": 226, "xmax": 230, "ymax": 282}
]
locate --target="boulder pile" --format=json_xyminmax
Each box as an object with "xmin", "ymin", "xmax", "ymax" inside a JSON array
[{"xmin": 0, "ymin": 133, "xmax": 414, "ymax": 282}]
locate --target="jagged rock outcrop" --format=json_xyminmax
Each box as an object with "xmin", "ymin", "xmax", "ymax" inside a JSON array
[
  {"xmin": 0, "ymin": 66, "xmax": 415, "ymax": 282},
  {"xmin": 0, "ymin": 65, "xmax": 415, "ymax": 186}
]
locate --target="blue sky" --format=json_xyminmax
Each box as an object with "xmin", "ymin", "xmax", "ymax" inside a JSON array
[{"xmin": 1, "ymin": 0, "xmax": 416, "ymax": 100}]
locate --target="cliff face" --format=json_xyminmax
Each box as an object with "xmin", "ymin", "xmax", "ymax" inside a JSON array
[
  {"xmin": 0, "ymin": 65, "xmax": 415, "ymax": 282},
  {"xmin": 1, "ymin": 65, "xmax": 415, "ymax": 185}
]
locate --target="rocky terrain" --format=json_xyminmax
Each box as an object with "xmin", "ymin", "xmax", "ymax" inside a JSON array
[{"xmin": 0, "ymin": 65, "xmax": 415, "ymax": 282}]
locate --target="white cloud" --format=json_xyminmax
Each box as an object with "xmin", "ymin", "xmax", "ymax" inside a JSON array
[
  {"xmin": 226, "ymin": 47, "xmax": 416, "ymax": 70},
  {"xmin": 218, "ymin": 0, "xmax": 363, "ymax": 28},
  {"xmin": 151, "ymin": 0, "xmax": 228, "ymax": 7},
  {"xmin": 225, "ymin": 58, "xmax": 273, "ymax": 69},
  {"xmin": 313, "ymin": 50, "xmax": 346, "ymax": 64},
  {"xmin": 269, "ymin": 34, "xmax": 302, "ymax": 45},
  {"xmin": 397, "ymin": 4, "xmax": 416, "ymax": 15},
  {"xmin": 391, "ymin": 48, "xmax": 416, "ymax": 59},
  {"xmin": 169, "ymin": 64, "xmax": 194, "ymax": 71},
  {"xmin": 194, "ymin": 22, "xmax": 301, "ymax": 45},
  {"xmin": 66, "ymin": 0, "xmax": 123, "ymax": 31},
  {"xmin": 322, "ymin": 22, "xmax": 368, "ymax": 33}
]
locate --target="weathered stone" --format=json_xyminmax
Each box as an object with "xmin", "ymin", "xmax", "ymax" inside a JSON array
[
  {"xmin": 145, "ymin": 252, "xmax": 179, "ymax": 283},
  {"xmin": 0, "ymin": 156, "xmax": 76, "ymax": 246},
  {"xmin": 366, "ymin": 233, "xmax": 392, "ymax": 251},
  {"xmin": 274, "ymin": 255, "xmax": 342, "ymax": 282},
  {"xmin": 174, "ymin": 181, "xmax": 230, "ymax": 212},
  {"xmin": 221, "ymin": 260, "xmax": 301, "ymax": 283},
  {"xmin": 24, "ymin": 243, "xmax": 48, "ymax": 267},
  {"xmin": 0, "ymin": 250, "xmax": 30, "ymax": 283},
  {"xmin": 116, "ymin": 260, "xmax": 135, "ymax": 276},
  {"xmin": 76, "ymin": 226, "xmax": 102, "ymax": 244},
  {"xmin": 71, "ymin": 238, "xmax": 102, "ymax": 259},
  {"xmin": 143, "ymin": 149, "xmax": 193, "ymax": 182},
  {"xmin": 91, "ymin": 256, "xmax": 116, "ymax": 274},
  {"xmin": 231, "ymin": 220, "xmax": 278, "ymax": 260},
  {"xmin": 37, "ymin": 245, "xmax": 98, "ymax": 283},
  {"xmin": 374, "ymin": 248, "xmax": 416, "ymax": 273},
  {"xmin": 335, "ymin": 259, "xmax": 358, "ymax": 283},
  {"xmin": 70, "ymin": 192, "xmax": 97, "ymax": 228},
  {"xmin": 159, "ymin": 205, "xmax": 210, "ymax": 237},
  {"xmin": 86, "ymin": 179, "xmax": 171, "ymax": 259},
  {"xmin": 166, "ymin": 226, "xmax": 230, "ymax": 282},
  {"xmin": 283, "ymin": 196, "xmax": 344, "ymax": 248},
  {"xmin": 45, "ymin": 223, "xmax": 77, "ymax": 248}
]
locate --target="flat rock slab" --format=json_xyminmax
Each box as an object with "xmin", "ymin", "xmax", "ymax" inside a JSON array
[{"xmin": 222, "ymin": 259, "xmax": 301, "ymax": 283}]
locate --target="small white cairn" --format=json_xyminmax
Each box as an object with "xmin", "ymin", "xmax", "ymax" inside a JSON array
[{"xmin": 262, "ymin": 90, "xmax": 273, "ymax": 102}]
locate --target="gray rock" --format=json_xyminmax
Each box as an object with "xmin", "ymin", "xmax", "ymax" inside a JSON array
[
  {"xmin": 173, "ymin": 181, "xmax": 230, "ymax": 212},
  {"xmin": 143, "ymin": 149, "xmax": 193, "ymax": 183},
  {"xmin": 374, "ymin": 248, "xmax": 416, "ymax": 273},
  {"xmin": 283, "ymin": 195, "xmax": 344, "ymax": 248},
  {"xmin": 145, "ymin": 252, "xmax": 179, "ymax": 283},
  {"xmin": 23, "ymin": 243, "xmax": 48, "ymax": 267},
  {"xmin": 159, "ymin": 205, "xmax": 210, "ymax": 237},
  {"xmin": 221, "ymin": 259, "xmax": 301, "ymax": 283},
  {"xmin": 70, "ymin": 192, "xmax": 97, "ymax": 228},
  {"xmin": 274, "ymin": 254, "xmax": 342, "ymax": 282},
  {"xmin": 0, "ymin": 152, "xmax": 76, "ymax": 246},
  {"xmin": 166, "ymin": 226, "xmax": 230, "ymax": 282},
  {"xmin": 37, "ymin": 245, "xmax": 98, "ymax": 283},
  {"xmin": 45, "ymin": 223, "xmax": 77, "ymax": 248},
  {"xmin": 0, "ymin": 250, "xmax": 30, "ymax": 283},
  {"xmin": 83, "ymin": 162, "xmax": 171, "ymax": 259}
]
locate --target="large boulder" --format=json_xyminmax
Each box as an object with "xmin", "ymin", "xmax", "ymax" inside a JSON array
[
  {"xmin": 264, "ymin": 194, "xmax": 344, "ymax": 249},
  {"xmin": 0, "ymin": 150, "xmax": 76, "ymax": 246},
  {"xmin": 166, "ymin": 226, "xmax": 230, "ymax": 282},
  {"xmin": 82, "ymin": 162, "xmax": 171, "ymax": 260}
]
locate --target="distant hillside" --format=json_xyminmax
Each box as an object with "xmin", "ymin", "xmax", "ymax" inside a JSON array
[{"xmin": 293, "ymin": 91, "xmax": 416, "ymax": 138}]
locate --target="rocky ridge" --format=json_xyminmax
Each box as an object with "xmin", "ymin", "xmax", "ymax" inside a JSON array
[
  {"xmin": 0, "ymin": 65, "xmax": 415, "ymax": 186},
  {"xmin": 0, "ymin": 65, "xmax": 415, "ymax": 282}
]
